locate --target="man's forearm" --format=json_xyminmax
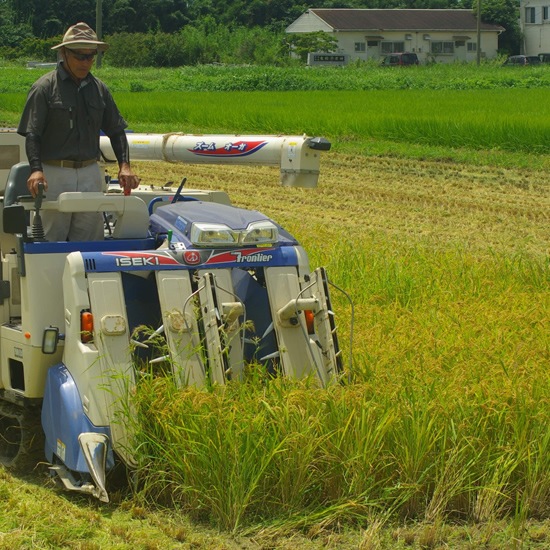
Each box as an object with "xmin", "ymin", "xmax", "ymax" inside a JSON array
[
  {"xmin": 25, "ymin": 133, "xmax": 43, "ymax": 173},
  {"xmin": 109, "ymin": 130, "xmax": 130, "ymax": 166}
]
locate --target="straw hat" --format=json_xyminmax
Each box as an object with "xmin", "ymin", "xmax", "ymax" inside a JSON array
[{"xmin": 52, "ymin": 22, "xmax": 109, "ymax": 51}]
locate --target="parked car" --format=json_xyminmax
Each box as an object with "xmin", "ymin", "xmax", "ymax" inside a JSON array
[
  {"xmin": 539, "ymin": 53, "xmax": 550, "ymax": 63},
  {"xmin": 503, "ymin": 55, "xmax": 542, "ymax": 66},
  {"xmin": 380, "ymin": 52, "xmax": 419, "ymax": 66}
]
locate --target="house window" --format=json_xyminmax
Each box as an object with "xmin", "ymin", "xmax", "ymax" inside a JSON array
[
  {"xmin": 431, "ymin": 41, "xmax": 454, "ymax": 54},
  {"xmin": 354, "ymin": 42, "xmax": 366, "ymax": 52},
  {"xmin": 525, "ymin": 7, "xmax": 536, "ymax": 23},
  {"xmin": 467, "ymin": 42, "xmax": 477, "ymax": 52},
  {"xmin": 544, "ymin": 6, "xmax": 549, "ymax": 20},
  {"xmin": 367, "ymin": 41, "xmax": 379, "ymax": 47},
  {"xmin": 381, "ymin": 42, "xmax": 405, "ymax": 54}
]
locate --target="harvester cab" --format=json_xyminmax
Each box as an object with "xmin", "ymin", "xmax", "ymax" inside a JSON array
[{"xmin": 0, "ymin": 129, "xmax": 343, "ymax": 503}]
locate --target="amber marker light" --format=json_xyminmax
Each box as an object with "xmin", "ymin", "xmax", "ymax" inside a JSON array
[
  {"xmin": 304, "ymin": 310, "xmax": 315, "ymax": 334},
  {"xmin": 81, "ymin": 311, "xmax": 94, "ymax": 343}
]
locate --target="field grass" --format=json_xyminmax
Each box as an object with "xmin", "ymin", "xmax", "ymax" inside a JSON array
[
  {"xmin": 120, "ymin": 154, "xmax": 549, "ymax": 539},
  {"xmin": 0, "ymin": 64, "xmax": 549, "ymax": 548},
  {"xmin": 4, "ymin": 64, "xmax": 550, "ymax": 163},
  {"xmin": 4, "ymin": 61, "xmax": 550, "ymax": 93},
  {"xmin": 100, "ymin": 152, "xmax": 549, "ymax": 547},
  {"xmin": 114, "ymin": 88, "xmax": 550, "ymax": 155}
]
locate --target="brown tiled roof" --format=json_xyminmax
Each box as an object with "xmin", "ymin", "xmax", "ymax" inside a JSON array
[{"xmin": 310, "ymin": 9, "xmax": 504, "ymax": 32}]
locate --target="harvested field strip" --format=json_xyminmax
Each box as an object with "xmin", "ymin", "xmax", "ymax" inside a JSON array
[{"xmin": 133, "ymin": 152, "xmax": 550, "ymax": 259}]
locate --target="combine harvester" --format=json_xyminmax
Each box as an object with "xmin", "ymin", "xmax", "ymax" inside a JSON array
[{"xmin": 0, "ymin": 129, "xmax": 343, "ymax": 502}]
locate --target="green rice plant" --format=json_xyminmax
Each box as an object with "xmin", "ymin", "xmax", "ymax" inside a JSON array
[
  {"xmin": 517, "ymin": 427, "xmax": 550, "ymax": 519},
  {"xmin": 129, "ymin": 377, "xmax": 289, "ymax": 529},
  {"xmin": 4, "ymin": 63, "xmax": 550, "ymax": 95},
  {"xmin": 301, "ymin": 229, "xmax": 548, "ymax": 387},
  {"xmin": 4, "ymin": 77, "xmax": 550, "ymax": 158},
  {"xmin": 316, "ymin": 386, "xmax": 397, "ymax": 503},
  {"xmin": 492, "ymin": 251, "xmax": 550, "ymax": 292},
  {"xmin": 383, "ymin": 383, "xmax": 447, "ymax": 519},
  {"xmin": 120, "ymin": 303, "xmax": 548, "ymax": 527},
  {"xmin": 472, "ymin": 452, "xmax": 519, "ymax": 523},
  {"xmin": 423, "ymin": 443, "xmax": 482, "ymax": 524},
  {"xmin": 0, "ymin": 93, "xmax": 25, "ymax": 125}
]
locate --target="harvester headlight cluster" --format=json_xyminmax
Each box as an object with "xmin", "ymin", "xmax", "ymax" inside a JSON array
[{"xmin": 190, "ymin": 220, "xmax": 278, "ymax": 247}]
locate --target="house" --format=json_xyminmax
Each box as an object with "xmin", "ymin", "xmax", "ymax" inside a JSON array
[
  {"xmin": 520, "ymin": 0, "xmax": 550, "ymax": 55},
  {"xmin": 286, "ymin": 9, "xmax": 504, "ymax": 64}
]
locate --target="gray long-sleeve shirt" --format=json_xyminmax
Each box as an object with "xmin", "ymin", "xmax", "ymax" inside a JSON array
[{"xmin": 17, "ymin": 61, "xmax": 127, "ymax": 162}]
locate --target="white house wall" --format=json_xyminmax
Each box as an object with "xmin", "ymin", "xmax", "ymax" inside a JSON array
[
  {"xmin": 289, "ymin": 30, "xmax": 498, "ymax": 64},
  {"xmin": 520, "ymin": 0, "xmax": 550, "ymax": 54},
  {"xmin": 332, "ymin": 31, "xmax": 496, "ymax": 63},
  {"xmin": 286, "ymin": 12, "xmax": 501, "ymax": 64}
]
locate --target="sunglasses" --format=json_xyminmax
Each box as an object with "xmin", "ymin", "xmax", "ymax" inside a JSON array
[{"xmin": 69, "ymin": 51, "xmax": 97, "ymax": 61}]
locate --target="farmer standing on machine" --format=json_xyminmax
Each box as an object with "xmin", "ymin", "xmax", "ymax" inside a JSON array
[{"xmin": 17, "ymin": 22, "xmax": 140, "ymax": 241}]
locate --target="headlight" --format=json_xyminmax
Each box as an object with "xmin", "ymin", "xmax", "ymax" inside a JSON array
[
  {"xmin": 241, "ymin": 221, "xmax": 278, "ymax": 245},
  {"xmin": 190, "ymin": 223, "xmax": 238, "ymax": 246},
  {"xmin": 189, "ymin": 220, "xmax": 278, "ymax": 247}
]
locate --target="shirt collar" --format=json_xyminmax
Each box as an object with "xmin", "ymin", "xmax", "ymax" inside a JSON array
[{"xmin": 57, "ymin": 60, "xmax": 92, "ymax": 87}]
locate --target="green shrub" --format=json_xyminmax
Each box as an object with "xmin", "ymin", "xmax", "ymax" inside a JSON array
[
  {"xmin": 103, "ymin": 27, "xmax": 289, "ymax": 68},
  {"xmin": 106, "ymin": 32, "xmax": 150, "ymax": 67}
]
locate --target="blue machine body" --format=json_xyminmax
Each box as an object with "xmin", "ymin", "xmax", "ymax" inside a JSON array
[
  {"xmin": 149, "ymin": 200, "xmax": 299, "ymax": 247},
  {"xmin": 41, "ymin": 364, "xmax": 114, "ymax": 473}
]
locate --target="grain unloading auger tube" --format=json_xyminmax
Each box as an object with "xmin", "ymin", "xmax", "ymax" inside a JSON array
[
  {"xmin": 99, "ymin": 133, "xmax": 331, "ymax": 188},
  {"xmin": 0, "ymin": 130, "xmax": 331, "ymax": 194}
]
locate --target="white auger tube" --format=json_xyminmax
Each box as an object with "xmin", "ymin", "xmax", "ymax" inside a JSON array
[{"xmin": 99, "ymin": 133, "xmax": 331, "ymax": 188}]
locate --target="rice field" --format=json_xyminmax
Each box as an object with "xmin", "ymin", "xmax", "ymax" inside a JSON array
[
  {"xmin": 121, "ymin": 148, "xmax": 550, "ymax": 546},
  {"xmin": 0, "ymin": 64, "xmax": 549, "ymax": 548},
  {"xmin": 3, "ymin": 64, "xmax": 550, "ymax": 157},
  {"xmin": 79, "ymin": 87, "xmax": 550, "ymax": 156}
]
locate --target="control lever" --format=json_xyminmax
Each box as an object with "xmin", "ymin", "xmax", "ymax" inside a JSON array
[{"xmin": 31, "ymin": 182, "xmax": 46, "ymax": 241}]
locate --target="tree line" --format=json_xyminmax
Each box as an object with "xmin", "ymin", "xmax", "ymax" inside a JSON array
[{"xmin": 0, "ymin": 0, "xmax": 520, "ymax": 64}]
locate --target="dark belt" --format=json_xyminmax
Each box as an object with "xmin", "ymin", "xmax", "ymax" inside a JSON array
[{"xmin": 43, "ymin": 159, "xmax": 97, "ymax": 169}]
